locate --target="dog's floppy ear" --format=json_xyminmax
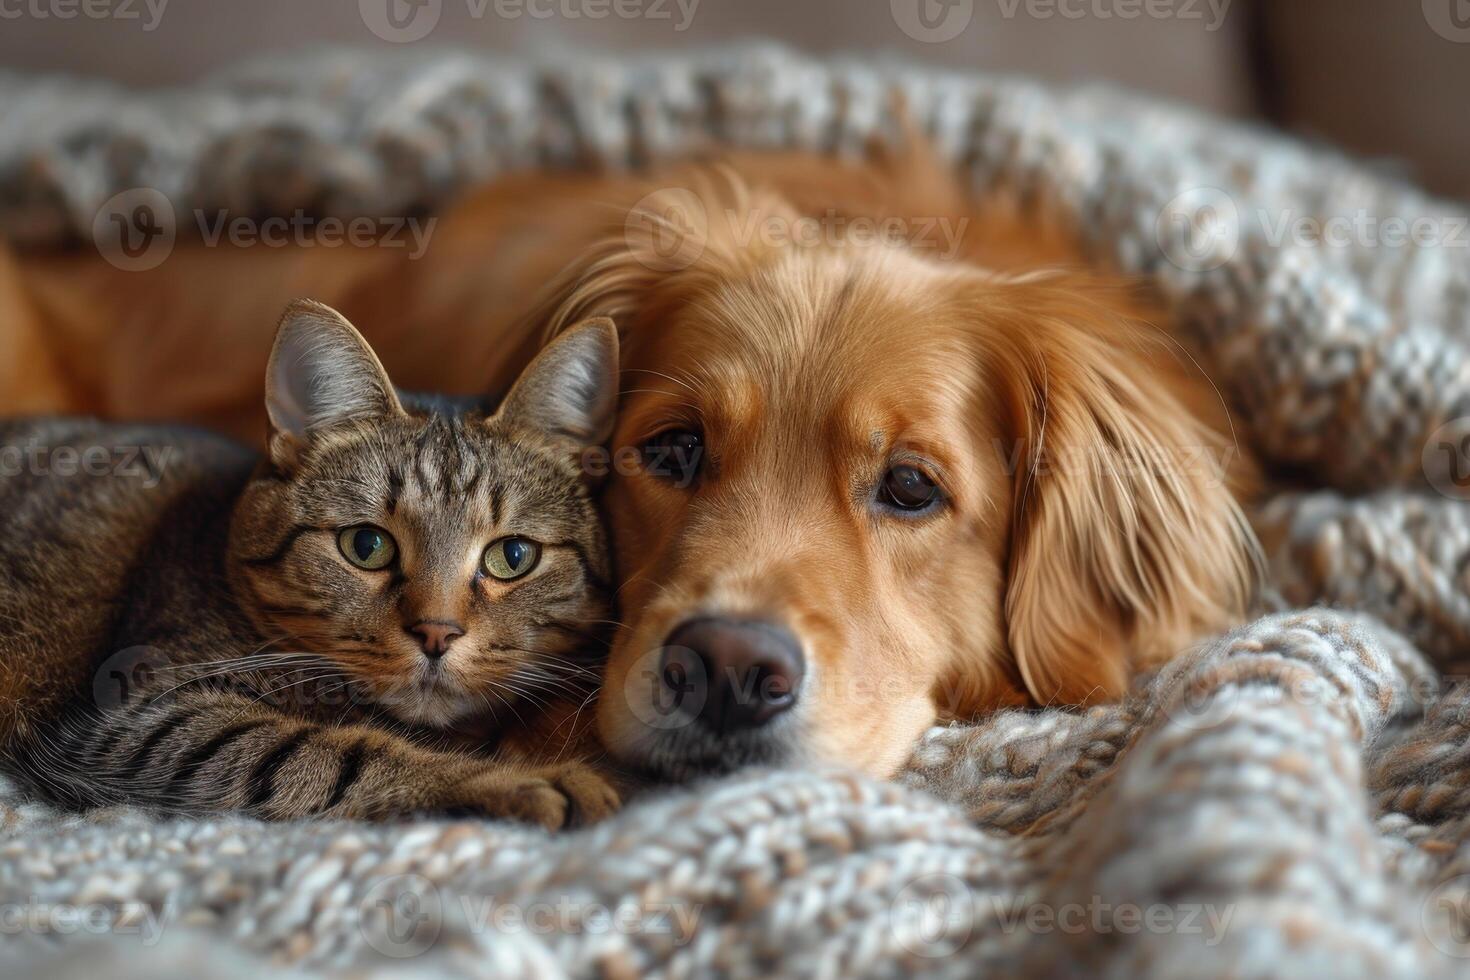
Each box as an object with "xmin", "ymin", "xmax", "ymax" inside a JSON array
[
  {"xmin": 986, "ymin": 278, "xmax": 1258, "ymax": 706},
  {"xmin": 265, "ymin": 299, "xmax": 404, "ymax": 468},
  {"xmin": 496, "ymin": 316, "xmax": 620, "ymax": 447}
]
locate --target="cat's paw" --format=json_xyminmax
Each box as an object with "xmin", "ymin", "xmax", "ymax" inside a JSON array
[
  {"xmin": 449, "ymin": 763, "xmax": 620, "ymax": 830},
  {"xmin": 545, "ymin": 761, "xmax": 621, "ymax": 826}
]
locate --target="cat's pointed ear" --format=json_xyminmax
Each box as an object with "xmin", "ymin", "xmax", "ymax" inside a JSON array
[
  {"xmin": 496, "ymin": 317, "xmax": 619, "ymax": 447},
  {"xmin": 265, "ymin": 300, "xmax": 403, "ymax": 466}
]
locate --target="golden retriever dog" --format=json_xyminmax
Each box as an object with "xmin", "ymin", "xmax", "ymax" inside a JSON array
[{"xmin": 1, "ymin": 146, "xmax": 1260, "ymax": 780}]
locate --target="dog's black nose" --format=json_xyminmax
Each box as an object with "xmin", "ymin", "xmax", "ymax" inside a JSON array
[{"xmin": 659, "ymin": 617, "xmax": 804, "ymax": 733}]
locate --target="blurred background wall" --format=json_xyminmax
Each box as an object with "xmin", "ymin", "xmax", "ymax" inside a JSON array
[{"xmin": 1, "ymin": 0, "xmax": 1466, "ymax": 198}]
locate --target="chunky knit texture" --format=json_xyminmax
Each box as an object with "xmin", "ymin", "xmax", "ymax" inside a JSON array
[{"xmin": 5, "ymin": 45, "xmax": 1470, "ymax": 978}]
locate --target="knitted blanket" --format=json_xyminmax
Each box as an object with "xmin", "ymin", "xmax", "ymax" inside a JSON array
[{"xmin": 5, "ymin": 45, "xmax": 1470, "ymax": 979}]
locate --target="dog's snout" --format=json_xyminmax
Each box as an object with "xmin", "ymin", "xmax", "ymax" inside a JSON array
[{"xmin": 660, "ymin": 618, "xmax": 804, "ymax": 734}]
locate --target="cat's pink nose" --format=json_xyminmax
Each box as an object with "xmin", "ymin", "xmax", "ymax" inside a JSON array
[{"xmin": 408, "ymin": 620, "xmax": 465, "ymax": 659}]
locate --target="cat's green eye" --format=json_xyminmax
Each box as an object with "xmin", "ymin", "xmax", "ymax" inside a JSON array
[
  {"xmin": 483, "ymin": 537, "xmax": 541, "ymax": 581},
  {"xmin": 338, "ymin": 525, "xmax": 397, "ymax": 571}
]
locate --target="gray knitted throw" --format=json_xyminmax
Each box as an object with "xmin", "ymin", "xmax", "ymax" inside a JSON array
[{"xmin": 5, "ymin": 45, "xmax": 1470, "ymax": 979}]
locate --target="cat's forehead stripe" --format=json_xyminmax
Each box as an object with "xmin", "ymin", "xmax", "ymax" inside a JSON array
[
  {"xmin": 385, "ymin": 465, "xmax": 404, "ymax": 516},
  {"xmin": 296, "ymin": 415, "xmax": 590, "ymax": 542},
  {"xmin": 401, "ymin": 415, "xmax": 487, "ymax": 505}
]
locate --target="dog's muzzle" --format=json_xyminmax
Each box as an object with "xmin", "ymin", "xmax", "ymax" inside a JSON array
[{"xmin": 657, "ymin": 616, "xmax": 804, "ymax": 734}]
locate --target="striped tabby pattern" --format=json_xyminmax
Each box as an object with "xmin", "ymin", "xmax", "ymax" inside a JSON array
[{"xmin": 0, "ymin": 302, "xmax": 622, "ymax": 827}]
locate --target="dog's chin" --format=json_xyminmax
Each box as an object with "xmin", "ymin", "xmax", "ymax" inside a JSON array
[{"xmin": 617, "ymin": 722, "xmax": 801, "ymax": 784}]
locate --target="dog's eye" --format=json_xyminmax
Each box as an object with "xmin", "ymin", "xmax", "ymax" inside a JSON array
[
  {"xmin": 878, "ymin": 465, "xmax": 941, "ymax": 512},
  {"xmin": 642, "ymin": 428, "xmax": 704, "ymax": 486}
]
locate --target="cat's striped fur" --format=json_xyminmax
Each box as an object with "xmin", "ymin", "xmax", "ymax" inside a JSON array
[{"xmin": 0, "ymin": 301, "xmax": 622, "ymax": 827}]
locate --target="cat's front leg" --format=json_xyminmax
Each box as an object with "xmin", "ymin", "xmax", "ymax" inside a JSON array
[
  {"xmin": 66, "ymin": 689, "xmax": 620, "ymax": 827},
  {"xmin": 443, "ymin": 760, "xmax": 621, "ymax": 827}
]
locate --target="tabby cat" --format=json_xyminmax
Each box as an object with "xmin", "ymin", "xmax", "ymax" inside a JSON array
[{"xmin": 0, "ymin": 300, "xmax": 622, "ymax": 827}]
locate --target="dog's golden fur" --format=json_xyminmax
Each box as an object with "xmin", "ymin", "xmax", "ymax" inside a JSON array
[{"xmin": 2, "ymin": 147, "xmax": 1260, "ymax": 778}]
